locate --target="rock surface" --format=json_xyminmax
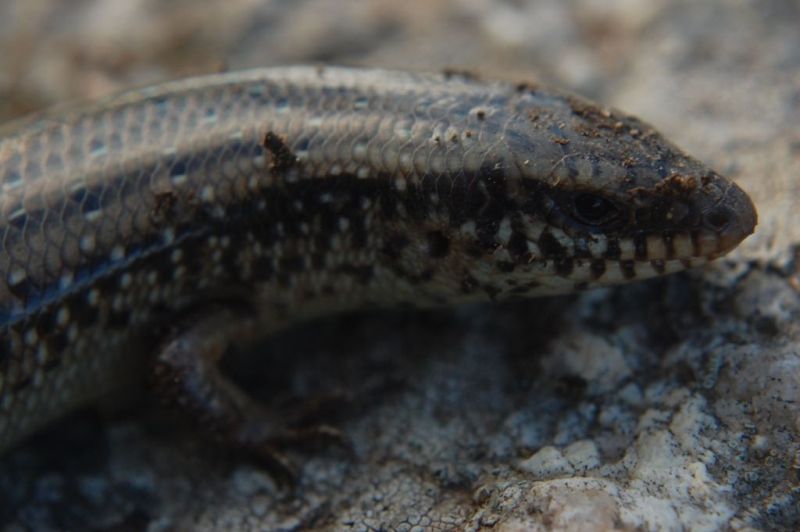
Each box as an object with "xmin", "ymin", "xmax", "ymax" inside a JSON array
[{"xmin": 0, "ymin": 0, "xmax": 798, "ymax": 530}]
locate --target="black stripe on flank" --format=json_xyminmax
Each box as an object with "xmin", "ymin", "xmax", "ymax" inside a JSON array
[
  {"xmin": 379, "ymin": 189, "xmax": 398, "ymax": 220},
  {"xmin": 401, "ymin": 184, "xmax": 429, "ymax": 222},
  {"xmin": 1, "ymin": 220, "xmax": 204, "ymax": 329}
]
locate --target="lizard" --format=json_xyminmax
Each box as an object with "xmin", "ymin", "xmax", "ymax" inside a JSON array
[{"xmin": 0, "ymin": 66, "xmax": 757, "ymax": 476}]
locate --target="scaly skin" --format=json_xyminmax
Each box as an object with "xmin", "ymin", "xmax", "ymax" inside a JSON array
[{"xmin": 0, "ymin": 66, "xmax": 756, "ymax": 458}]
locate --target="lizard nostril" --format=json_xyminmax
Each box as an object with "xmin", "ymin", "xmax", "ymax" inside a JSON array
[{"xmin": 704, "ymin": 206, "xmax": 732, "ymax": 232}]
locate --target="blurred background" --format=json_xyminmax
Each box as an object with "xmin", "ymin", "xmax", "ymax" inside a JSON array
[{"xmin": 0, "ymin": 1, "xmax": 798, "ymax": 530}]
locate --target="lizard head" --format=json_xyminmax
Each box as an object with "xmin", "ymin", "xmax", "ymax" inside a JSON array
[{"xmin": 438, "ymin": 86, "xmax": 757, "ymax": 297}]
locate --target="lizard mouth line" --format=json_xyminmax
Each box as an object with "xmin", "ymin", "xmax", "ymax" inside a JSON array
[
  {"xmin": 510, "ymin": 230, "xmax": 747, "ymax": 289},
  {"xmin": 581, "ymin": 256, "xmax": 708, "ymax": 285},
  {"xmin": 565, "ymin": 228, "xmax": 754, "ymax": 264}
]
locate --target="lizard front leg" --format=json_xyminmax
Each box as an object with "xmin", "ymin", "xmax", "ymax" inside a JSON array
[{"xmin": 149, "ymin": 306, "xmax": 344, "ymax": 483}]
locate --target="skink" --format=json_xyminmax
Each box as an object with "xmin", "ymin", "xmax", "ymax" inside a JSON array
[{"xmin": 0, "ymin": 66, "xmax": 757, "ymax": 472}]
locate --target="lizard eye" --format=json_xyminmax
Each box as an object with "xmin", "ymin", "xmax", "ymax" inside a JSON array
[{"xmin": 572, "ymin": 193, "xmax": 620, "ymax": 226}]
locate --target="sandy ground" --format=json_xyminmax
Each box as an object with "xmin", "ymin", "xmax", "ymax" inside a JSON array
[{"xmin": 0, "ymin": 0, "xmax": 798, "ymax": 530}]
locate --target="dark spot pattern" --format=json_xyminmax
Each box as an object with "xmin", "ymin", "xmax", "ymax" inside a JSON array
[
  {"xmin": 507, "ymin": 231, "xmax": 530, "ymax": 261},
  {"xmin": 590, "ymin": 259, "xmax": 606, "ymax": 279},
  {"xmin": 620, "ymin": 260, "xmax": 636, "ymax": 279},
  {"xmin": 605, "ymin": 239, "xmax": 621, "ymax": 260},
  {"xmin": 538, "ymin": 232, "xmax": 565, "ymax": 257},
  {"xmin": 633, "ymin": 235, "xmax": 648, "ymax": 260}
]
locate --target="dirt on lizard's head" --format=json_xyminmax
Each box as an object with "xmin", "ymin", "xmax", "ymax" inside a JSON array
[{"xmin": 433, "ymin": 85, "xmax": 757, "ymax": 297}]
